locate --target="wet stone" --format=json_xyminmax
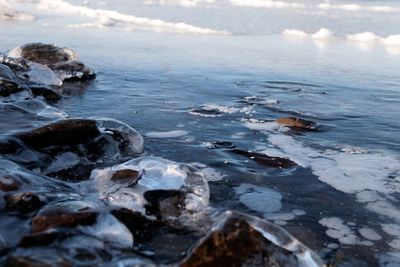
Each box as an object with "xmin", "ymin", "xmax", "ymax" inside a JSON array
[
  {"xmin": 32, "ymin": 207, "xmax": 98, "ymax": 233},
  {"xmin": 180, "ymin": 212, "xmax": 299, "ymax": 267},
  {"xmin": 5, "ymin": 254, "xmax": 72, "ymax": 267},
  {"xmin": 144, "ymin": 190, "xmax": 186, "ymax": 219},
  {"xmin": 111, "ymin": 208, "xmax": 164, "ymax": 244},
  {"xmin": 0, "ymin": 174, "xmax": 21, "ymax": 192},
  {"xmin": 15, "ymin": 119, "xmax": 100, "ymax": 150},
  {"xmin": 5, "ymin": 192, "xmax": 44, "ymax": 213},
  {"xmin": 211, "ymin": 142, "xmax": 296, "ymax": 168},
  {"xmin": 231, "ymin": 149, "xmax": 296, "ymax": 168},
  {"xmin": 276, "ymin": 117, "xmax": 317, "ymax": 130},
  {"xmin": 0, "ymin": 79, "xmax": 27, "ymax": 98},
  {"xmin": 6, "ymin": 43, "xmax": 96, "ymax": 82},
  {"xmin": 111, "ymin": 169, "xmax": 141, "ymax": 185},
  {"xmin": 18, "ymin": 231, "xmax": 59, "ymax": 248},
  {"xmin": 28, "ymin": 86, "xmax": 62, "ymax": 102}
]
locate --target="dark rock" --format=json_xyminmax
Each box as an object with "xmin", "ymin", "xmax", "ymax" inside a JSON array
[
  {"xmin": 29, "ymin": 86, "xmax": 62, "ymax": 102},
  {"xmin": 5, "ymin": 254, "xmax": 71, "ymax": 267},
  {"xmin": 144, "ymin": 190, "xmax": 186, "ymax": 219},
  {"xmin": 19, "ymin": 231, "xmax": 58, "ymax": 248},
  {"xmin": 5, "ymin": 192, "xmax": 44, "ymax": 213},
  {"xmin": 190, "ymin": 108, "xmax": 223, "ymax": 117},
  {"xmin": 211, "ymin": 142, "xmax": 296, "ymax": 168},
  {"xmin": 231, "ymin": 149, "xmax": 296, "ymax": 168},
  {"xmin": 180, "ymin": 211, "xmax": 317, "ymax": 267},
  {"xmin": 5, "ymin": 256, "xmax": 52, "ymax": 267},
  {"xmin": 112, "ymin": 208, "xmax": 164, "ymax": 243},
  {"xmin": 0, "ymin": 174, "xmax": 21, "ymax": 192},
  {"xmin": 111, "ymin": 169, "xmax": 141, "ymax": 185},
  {"xmin": 276, "ymin": 117, "xmax": 317, "ymax": 130},
  {"xmin": 0, "ymin": 79, "xmax": 27, "ymax": 97},
  {"xmin": 15, "ymin": 119, "xmax": 100, "ymax": 150},
  {"xmin": 0, "ymin": 63, "xmax": 17, "ymax": 81},
  {"xmin": 9, "ymin": 43, "xmax": 95, "ymax": 82}
]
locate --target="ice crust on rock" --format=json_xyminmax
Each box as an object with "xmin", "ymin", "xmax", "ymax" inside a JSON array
[{"xmin": 91, "ymin": 156, "xmax": 210, "ymax": 219}]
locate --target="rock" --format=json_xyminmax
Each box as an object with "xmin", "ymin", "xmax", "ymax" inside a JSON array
[
  {"xmin": 111, "ymin": 208, "xmax": 164, "ymax": 244},
  {"xmin": 144, "ymin": 189, "xmax": 186, "ymax": 219},
  {"xmin": 0, "ymin": 119, "xmax": 144, "ymax": 182},
  {"xmin": 5, "ymin": 254, "xmax": 71, "ymax": 267},
  {"xmin": 0, "ymin": 174, "xmax": 21, "ymax": 192},
  {"xmin": 111, "ymin": 169, "xmax": 141, "ymax": 185},
  {"xmin": 276, "ymin": 117, "xmax": 317, "ymax": 130},
  {"xmin": 28, "ymin": 85, "xmax": 62, "ymax": 102},
  {"xmin": 180, "ymin": 211, "xmax": 323, "ymax": 267},
  {"xmin": 5, "ymin": 192, "xmax": 44, "ymax": 213},
  {"xmin": 211, "ymin": 142, "xmax": 296, "ymax": 168},
  {"xmin": 18, "ymin": 231, "xmax": 58, "ymax": 248},
  {"xmin": 15, "ymin": 119, "xmax": 100, "ymax": 150},
  {"xmin": 6, "ymin": 43, "xmax": 95, "ymax": 83},
  {"xmin": 0, "ymin": 79, "xmax": 26, "ymax": 98},
  {"xmin": 231, "ymin": 149, "xmax": 296, "ymax": 168},
  {"xmin": 32, "ymin": 202, "xmax": 98, "ymax": 233}
]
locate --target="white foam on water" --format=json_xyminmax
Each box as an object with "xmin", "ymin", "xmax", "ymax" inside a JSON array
[
  {"xmin": 37, "ymin": 0, "xmax": 229, "ymax": 35},
  {"xmin": 146, "ymin": 130, "xmax": 188, "ymax": 138},
  {"xmin": 234, "ymin": 183, "xmax": 282, "ymax": 214}
]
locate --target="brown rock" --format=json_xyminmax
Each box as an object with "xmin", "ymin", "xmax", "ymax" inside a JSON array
[
  {"xmin": 180, "ymin": 212, "xmax": 305, "ymax": 267},
  {"xmin": 111, "ymin": 169, "xmax": 140, "ymax": 185},
  {"xmin": 276, "ymin": 117, "xmax": 317, "ymax": 130},
  {"xmin": 15, "ymin": 119, "xmax": 100, "ymax": 150},
  {"xmin": 32, "ymin": 208, "xmax": 98, "ymax": 233}
]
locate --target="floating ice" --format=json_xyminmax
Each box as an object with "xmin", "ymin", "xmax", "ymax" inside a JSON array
[
  {"xmin": 190, "ymin": 103, "xmax": 252, "ymax": 117},
  {"xmin": 234, "ymin": 183, "xmax": 282, "ymax": 213},
  {"xmin": 246, "ymin": 121, "xmax": 400, "ymax": 223},
  {"xmin": 146, "ymin": 130, "xmax": 188, "ymax": 138},
  {"xmin": 359, "ymin": 228, "xmax": 382, "ymax": 241},
  {"xmin": 319, "ymin": 217, "xmax": 358, "ymax": 245},
  {"xmin": 283, "ymin": 28, "xmax": 400, "ymax": 50}
]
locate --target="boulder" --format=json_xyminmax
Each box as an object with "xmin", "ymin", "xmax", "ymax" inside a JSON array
[{"xmin": 180, "ymin": 211, "xmax": 323, "ymax": 267}]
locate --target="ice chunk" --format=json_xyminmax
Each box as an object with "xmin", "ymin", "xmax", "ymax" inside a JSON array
[{"xmin": 235, "ymin": 183, "xmax": 282, "ymax": 213}]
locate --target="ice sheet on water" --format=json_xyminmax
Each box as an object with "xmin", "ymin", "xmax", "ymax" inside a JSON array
[
  {"xmin": 234, "ymin": 183, "xmax": 282, "ymax": 214},
  {"xmin": 37, "ymin": 0, "xmax": 229, "ymax": 35},
  {"xmin": 146, "ymin": 130, "xmax": 188, "ymax": 138}
]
